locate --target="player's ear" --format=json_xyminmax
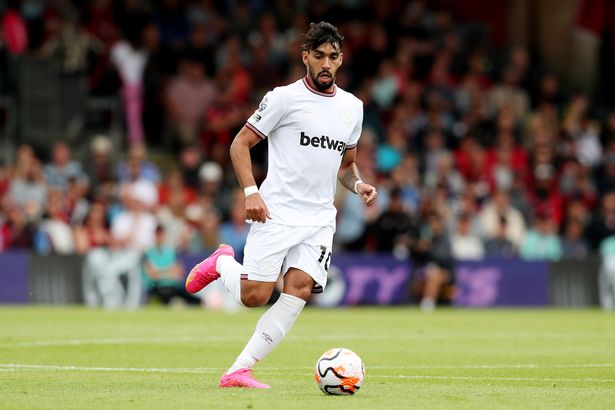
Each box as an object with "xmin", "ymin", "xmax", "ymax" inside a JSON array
[
  {"xmin": 338, "ymin": 52, "xmax": 343, "ymax": 67},
  {"xmin": 302, "ymin": 50, "xmax": 309, "ymax": 66}
]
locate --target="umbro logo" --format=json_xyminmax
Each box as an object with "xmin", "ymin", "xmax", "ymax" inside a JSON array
[
  {"xmin": 261, "ymin": 332, "xmax": 274, "ymax": 344},
  {"xmin": 300, "ymin": 131, "xmax": 346, "ymax": 155}
]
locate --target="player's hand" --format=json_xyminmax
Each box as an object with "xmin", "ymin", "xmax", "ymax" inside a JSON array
[
  {"xmin": 357, "ymin": 182, "xmax": 377, "ymax": 206},
  {"xmin": 245, "ymin": 193, "xmax": 271, "ymax": 223}
]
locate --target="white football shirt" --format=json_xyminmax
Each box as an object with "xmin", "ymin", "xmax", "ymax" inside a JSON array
[{"xmin": 245, "ymin": 77, "xmax": 363, "ymax": 229}]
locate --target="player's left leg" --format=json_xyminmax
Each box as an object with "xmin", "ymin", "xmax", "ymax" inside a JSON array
[
  {"xmin": 220, "ymin": 268, "xmax": 312, "ymax": 388},
  {"xmin": 221, "ymin": 226, "xmax": 331, "ymax": 388}
]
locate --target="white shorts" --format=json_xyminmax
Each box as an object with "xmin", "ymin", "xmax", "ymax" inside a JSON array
[{"xmin": 242, "ymin": 222, "xmax": 334, "ymax": 290}]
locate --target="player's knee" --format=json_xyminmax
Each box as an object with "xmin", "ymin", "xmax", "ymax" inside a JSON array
[
  {"xmin": 241, "ymin": 290, "xmax": 270, "ymax": 307},
  {"xmin": 283, "ymin": 283, "xmax": 313, "ymax": 302}
]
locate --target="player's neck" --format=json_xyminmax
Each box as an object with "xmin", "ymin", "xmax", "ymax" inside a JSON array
[{"xmin": 303, "ymin": 75, "xmax": 336, "ymax": 95}]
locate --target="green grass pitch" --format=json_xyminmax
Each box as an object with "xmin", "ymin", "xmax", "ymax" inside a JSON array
[{"xmin": 1, "ymin": 307, "xmax": 614, "ymax": 409}]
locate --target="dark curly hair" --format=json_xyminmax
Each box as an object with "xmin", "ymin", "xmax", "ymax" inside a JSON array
[{"xmin": 301, "ymin": 21, "xmax": 344, "ymax": 52}]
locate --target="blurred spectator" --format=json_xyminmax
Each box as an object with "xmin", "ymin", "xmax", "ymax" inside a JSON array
[
  {"xmin": 198, "ymin": 161, "xmax": 230, "ymax": 211},
  {"xmin": 376, "ymin": 125, "xmax": 406, "ymax": 173},
  {"xmin": 1, "ymin": 3, "xmax": 28, "ymax": 55},
  {"xmin": 519, "ymin": 213, "xmax": 563, "ymax": 261},
  {"xmin": 117, "ymin": 142, "xmax": 161, "ymax": 184},
  {"xmin": 73, "ymin": 200, "xmax": 110, "ymax": 254},
  {"xmin": 596, "ymin": 150, "xmax": 615, "ymax": 196},
  {"xmin": 157, "ymin": 172, "xmax": 192, "ymax": 250},
  {"xmin": 559, "ymin": 163, "xmax": 597, "ymax": 210},
  {"xmin": 183, "ymin": 22, "xmax": 216, "ymax": 79},
  {"xmin": 84, "ymin": 135, "xmax": 115, "ymax": 195},
  {"xmin": 112, "ymin": 184, "xmax": 157, "ymax": 252},
  {"xmin": 82, "ymin": 185, "xmax": 155, "ymax": 309},
  {"xmin": 143, "ymin": 225, "xmax": 199, "ymax": 306},
  {"xmin": 335, "ymin": 186, "xmax": 368, "ymax": 252},
  {"xmin": 188, "ymin": 207, "xmax": 221, "ymax": 255},
  {"xmin": 36, "ymin": 189, "xmax": 75, "ymax": 254},
  {"xmin": 373, "ymin": 186, "xmax": 412, "ymax": 254},
  {"xmin": 1, "ymin": 203, "xmax": 35, "ymax": 250},
  {"xmin": 371, "ymin": 60, "xmax": 399, "ymax": 109},
  {"xmin": 390, "ymin": 153, "xmax": 421, "ymax": 215},
  {"xmin": 410, "ymin": 212, "xmax": 453, "ymax": 311},
  {"xmin": 0, "ymin": 160, "xmax": 9, "ymax": 198},
  {"xmin": 179, "ymin": 145, "xmax": 204, "ymax": 189},
  {"xmin": 487, "ymin": 65, "xmax": 529, "ymax": 122},
  {"xmin": 158, "ymin": 169, "xmax": 196, "ymax": 206},
  {"xmin": 84, "ymin": 0, "xmax": 117, "ymax": 46},
  {"xmin": 423, "ymin": 151, "xmax": 464, "ymax": 198},
  {"xmin": 153, "ymin": 0, "xmax": 189, "ymax": 49},
  {"xmin": 599, "ymin": 235, "xmax": 615, "ymax": 310},
  {"xmin": 451, "ymin": 213, "xmax": 485, "ymax": 260},
  {"xmin": 141, "ymin": 23, "xmax": 168, "ymax": 144},
  {"xmin": 110, "ymin": 26, "xmax": 148, "ymax": 143},
  {"xmin": 561, "ymin": 218, "xmax": 590, "ymax": 260},
  {"xmin": 9, "ymin": 156, "xmax": 46, "ymax": 220},
  {"xmin": 201, "ymin": 55, "xmax": 251, "ymax": 152},
  {"xmin": 44, "ymin": 141, "xmax": 88, "ymax": 192},
  {"xmin": 483, "ymin": 216, "xmax": 517, "ymax": 259},
  {"xmin": 66, "ymin": 177, "xmax": 89, "ymax": 225},
  {"xmin": 219, "ymin": 189, "xmax": 249, "ymax": 253},
  {"xmin": 478, "ymin": 190, "xmax": 526, "ymax": 249},
  {"xmin": 165, "ymin": 57, "xmax": 218, "ymax": 147},
  {"xmin": 529, "ymin": 164, "xmax": 564, "ymax": 226},
  {"xmin": 585, "ymin": 191, "xmax": 615, "ymax": 250},
  {"xmin": 118, "ymin": 159, "xmax": 158, "ymax": 212},
  {"xmin": 40, "ymin": 8, "xmax": 104, "ymax": 75}
]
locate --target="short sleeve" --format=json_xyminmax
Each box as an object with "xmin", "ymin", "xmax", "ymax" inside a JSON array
[
  {"xmin": 346, "ymin": 102, "xmax": 364, "ymax": 150},
  {"xmin": 245, "ymin": 88, "xmax": 286, "ymax": 139}
]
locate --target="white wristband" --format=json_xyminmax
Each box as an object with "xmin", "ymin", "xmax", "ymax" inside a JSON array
[
  {"xmin": 353, "ymin": 179, "xmax": 364, "ymax": 194},
  {"xmin": 244, "ymin": 185, "xmax": 259, "ymax": 197}
]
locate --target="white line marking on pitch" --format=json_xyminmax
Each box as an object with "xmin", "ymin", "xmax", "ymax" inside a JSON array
[
  {"xmin": 371, "ymin": 375, "xmax": 615, "ymax": 383},
  {"xmin": 4, "ymin": 332, "xmax": 615, "ymax": 348},
  {"xmin": 0, "ymin": 363, "xmax": 615, "ymax": 383},
  {"xmin": 0, "ymin": 364, "xmax": 224, "ymax": 374},
  {"xmin": 3, "ymin": 336, "xmax": 226, "ymax": 348},
  {"xmin": 368, "ymin": 363, "xmax": 615, "ymax": 370}
]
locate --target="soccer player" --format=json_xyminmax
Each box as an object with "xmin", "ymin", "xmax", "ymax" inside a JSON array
[{"xmin": 185, "ymin": 21, "xmax": 377, "ymax": 388}]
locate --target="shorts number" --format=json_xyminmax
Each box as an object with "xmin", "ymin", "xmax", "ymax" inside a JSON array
[{"xmin": 318, "ymin": 246, "xmax": 332, "ymax": 271}]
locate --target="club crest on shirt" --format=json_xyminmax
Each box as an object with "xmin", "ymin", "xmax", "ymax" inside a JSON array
[
  {"xmin": 341, "ymin": 107, "xmax": 353, "ymax": 125},
  {"xmin": 258, "ymin": 97, "xmax": 268, "ymax": 112}
]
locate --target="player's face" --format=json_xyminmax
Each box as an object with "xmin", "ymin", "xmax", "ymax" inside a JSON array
[{"xmin": 302, "ymin": 42, "xmax": 343, "ymax": 92}]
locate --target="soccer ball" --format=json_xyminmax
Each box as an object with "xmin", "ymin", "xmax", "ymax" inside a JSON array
[{"xmin": 314, "ymin": 348, "xmax": 365, "ymax": 395}]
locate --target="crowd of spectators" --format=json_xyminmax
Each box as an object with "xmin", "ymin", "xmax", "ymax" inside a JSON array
[{"xmin": 3, "ymin": 1, "xmax": 615, "ymax": 305}]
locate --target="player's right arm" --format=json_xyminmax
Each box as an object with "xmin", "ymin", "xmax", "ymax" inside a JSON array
[{"xmin": 230, "ymin": 126, "xmax": 271, "ymax": 223}]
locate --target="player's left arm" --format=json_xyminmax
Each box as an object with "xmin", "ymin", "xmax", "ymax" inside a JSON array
[{"xmin": 337, "ymin": 147, "xmax": 377, "ymax": 206}]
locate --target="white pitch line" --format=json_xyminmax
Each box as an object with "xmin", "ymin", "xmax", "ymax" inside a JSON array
[
  {"xmin": 3, "ymin": 363, "xmax": 615, "ymax": 374},
  {"xmin": 371, "ymin": 375, "xmax": 615, "ymax": 383},
  {"xmin": 3, "ymin": 336, "xmax": 232, "ymax": 348},
  {"xmin": 3, "ymin": 364, "xmax": 615, "ymax": 384},
  {"xmin": 0, "ymin": 364, "xmax": 224, "ymax": 374},
  {"xmin": 367, "ymin": 363, "xmax": 615, "ymax": 370},
  {"xmin": 4, "ymin": 332, "xmax": 615, "ymax": 348}
]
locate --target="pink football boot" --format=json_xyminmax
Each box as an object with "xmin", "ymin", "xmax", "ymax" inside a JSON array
[
  {"xmin": 185, "ymin": 244, "xmax": 234, "ymax": 294},
  {"xmin": 219, "ymin": 369, "xmax": 270, "ymax": 389}
]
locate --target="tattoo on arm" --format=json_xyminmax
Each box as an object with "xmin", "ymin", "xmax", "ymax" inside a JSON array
[{"xmin": 339, "ymin": 164, "xmax": 361, "ymax": 193}]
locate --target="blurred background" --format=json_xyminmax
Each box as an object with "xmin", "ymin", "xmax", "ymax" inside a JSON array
[{"xmin": 1, "ymin": 0, "xmax": 614, "ymax": 310}]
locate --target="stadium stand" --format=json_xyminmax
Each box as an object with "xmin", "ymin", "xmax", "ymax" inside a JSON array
[{"xmin": 1, "ymin": 0, "xmax": 614, "ymax": 308}]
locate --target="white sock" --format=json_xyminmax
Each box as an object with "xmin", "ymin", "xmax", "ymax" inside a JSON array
[
  {"xmin": 216, "ymin": 255, "xmax": 244, "ymax": 305},
  {"xmin": 227, "ymin": 293, "xmax": 306, "ymax": 374}
]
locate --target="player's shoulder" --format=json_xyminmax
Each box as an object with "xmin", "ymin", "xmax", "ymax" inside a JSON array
[
  {"xmin": 268, "ymin": 79, "xmax": 303, "ymax": 97},
  {"xmin": 258, "ymin": 81, "xmax": 302, "ymax": 109},
  {"xmin": 335, "ymin": 86, "xmax": 363, "ymax": 110}
]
